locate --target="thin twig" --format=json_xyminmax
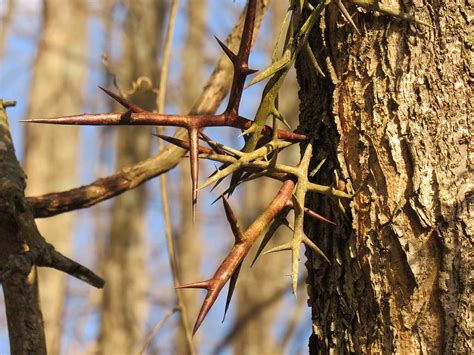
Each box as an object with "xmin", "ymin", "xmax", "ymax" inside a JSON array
[
  {"xmin": 155, "ymin": 1, "xmax": 195, "ymax": 354},
  {"xmin": 156, "ymin": 0, "xmax": 178, "ymax": 112},
  {"xmin": 137, "ymin": 307, "xmax": 179, "ymax": 355}
]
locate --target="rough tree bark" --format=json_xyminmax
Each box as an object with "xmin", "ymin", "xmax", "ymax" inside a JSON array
[
  {"xmin": 0, "ymin": 101, "xmax": 47, "ymax": 354},
  {"xmin": 23, "ymin": 1, "xmax": 88, "ymax": 354},
  {"xmin": 98, "ymin": 1, "xmax": 166, "ymax": 354},
  {"xmin": 297, "ymin": 1, "xmax": 471, "ymax": 353}
]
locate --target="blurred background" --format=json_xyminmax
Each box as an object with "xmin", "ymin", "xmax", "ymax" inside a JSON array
[{"xmin": 0, "ymin": 0, "xmax": 310, "ymax": 354}]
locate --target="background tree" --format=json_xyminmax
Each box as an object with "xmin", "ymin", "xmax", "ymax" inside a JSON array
[
  {"xmin": 23, "ymin": 1, "xmax": 88, "ymax": 353},
  {"xmin": 98, "ymin": 1, "xmax": 166, "ymax": 353},
  {"xmin": 175, "ymin": 0, "xmax": 206, "ymax": 352}
]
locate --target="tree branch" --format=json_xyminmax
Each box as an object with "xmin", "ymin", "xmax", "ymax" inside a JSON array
[{"xmin": 27, "ymin": 0, "xmax": 274, "ymax": 219}]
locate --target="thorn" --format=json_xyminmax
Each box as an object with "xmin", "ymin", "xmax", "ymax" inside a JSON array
[
  {"xmin": 271, "ymin": 106, "xmax": 291, "ymax": 129},
  {"xmin": 214, "ymin": 36, "xmax": 238, "ymax": 63},
  {"xmin": 336, "ymin": 0, "xmax": 361, "ymax": 35},
  {"xmin": 245, "ymin": 51, "xmax": 291, "ymax": 88},
  {"xmin": 119, "ymin": 109, "xmax": 133, "ymax": 123},
  {"xmin": 225, "ymin": 171, "xmax": 243, "ymax": 199},
  {"xmin": 154, "ymin": 133, "xmax": 213, "ymax": 154},
  {"xmin": 222, "ymin": 262, "xmax": 242, "ymax": 322},
  {"xmin": 189, "ymin": 129, "xmax": 200, "ymax": 221},
  {"xmin": 304, "ymin": 208, "xmax": 336, "ymax": 225},
  {"xmin": 175, "ymin": 280, "xmax": 211, "ymax": 290},
  {"xmin": 241, "ymin": 67, "xmax": 258, "ymax": 75},
  {"xmin": 251, "ymin": 211, "xmax": 291, "ymax": 267},
  {"xmin": 210, "ymin": 193, "xmax": 225, "ymax": 206},
  {"xmin": 222, "ymin": 197, "xmax": 245, "ymax": 243},
  {"xmin": 302, "ymin": 235, "xmax": 330, "ymax": 264},
  {"xmin": 98, "ymin": 86, "xmax": 146, "ymax": 113},
  {"xmin": 261, "ymin": 241, "xmax": 293, "ymax": 256},
  {"xmin": 209, "ymin": 176, "xmax": 227, "ymax": 193},
  {"xmin": 304, "ymin": 42, "xmax": 326, "ymax": 77},
  {"xmin": 309, "ymin": 158, "xmax": 327, "ymax": 177},
  {"xmin": 192, "ymin": 286, "xmax": 221, "ymax": 335},
  {"xmin": 199, "ymin": 131, "xmax": 227, "ymax": 155},
  {"xmin": 239, "ymin": 124, "xmax": 257, "ymax": 137}
]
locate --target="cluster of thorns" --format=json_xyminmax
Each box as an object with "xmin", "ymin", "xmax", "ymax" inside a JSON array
[{"xmin": 26, "ymin": 0, "xmax": 429, "ymax": 335}]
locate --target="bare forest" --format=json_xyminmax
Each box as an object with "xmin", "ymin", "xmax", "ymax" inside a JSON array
[{"xmin": 0, "ymin": 0, "xmax": 471, "ymax": 355}]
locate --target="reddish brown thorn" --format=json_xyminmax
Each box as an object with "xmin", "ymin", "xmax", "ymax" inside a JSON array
[
  {"xmin": 198, "ymin": 132, "xmax": 240, "ymax": 158},
  {"xmin": 251, "ymin": 208, "xmax": 292, "ymax": 267},
  {"xmin": 154, "ymin": 134, "xmax": 214, "ymax": 154},
  {"xmin": 98, "ymin": 86, "xmax": 146, "ymax": 113},
  {"xmin": 242, "ymin": 67, "xmax": 258, "ymax": 75},
  {"xmin": 120, "ymin": 109, "xmax": 133, "ymax": 123},
  {"xmin": 284, "ymin": 200, "xmax": 336, "ymax": 225},
  {"xmin": 223, "ymin": 262, "xmax": 242, "ymax": 322},
  {"xmin": 304, "ymin": 208, "xmax": 336, "ymax": 226},
  {"xmin": 183, "ymin": 179, "xmax": 296, "ymax": 334},
  {"xmin": 199, "ymin": 131, "xmax": 227, "ymax": 155},
  {"xmin": 192, "ymin": 286, "xmax": 221, "ymax": 335},
  {"xmin": 176, "ymin": 280, "xmax": 221, "ymax": 334},
  {"xmin": 189, "ymin": 128, "xmax": 199, "ymax": 221},
  {"xmin": 215, "ymin": 36, "xmax": 238, "ymax": 63},
  {"xmin": 176, "ymin": 280, "xmax": 211, "ymax": 290},
  {"xmin": 222, "ymin": 197, "xmax": 244, "ymax": 243}
]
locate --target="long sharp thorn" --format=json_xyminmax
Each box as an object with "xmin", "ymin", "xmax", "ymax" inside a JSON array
[
  {"xmin": 21, "ymin": 113, "xmax": 120, "ymax": 125},
  {"xmin": 251, "ymin": 214, "xmax": 289, "ymax": 267},
  {"xmin": 98, "ymin": 86, "xmax": 146, "ymax": 113},
  {"xmin": 210, "ymin": 176, "xmax": 227, "ymax": 193},
  {"xmin": 210, "ymin": 193, "xmax": 225, "ymax": 206},
  {"xmin": 261, "ymin": 241, "xmax": 293, "ymax": 256},
  {"xmin": 222, "ymin": 262, "xmax": 242, "ymax": 322},
  {"xmin": 154, "ymin": 133, "xmax": 213, "ymax": 154},
  {"xmin": 189, "ymin": 128, "xmax": 199, "ymax": 221},
  {"xmin": 175, "ymin": 280, "xmax": 211, "ymax": 290},
  {"xmin": 245, "ymin": 52, "xmax": 291, "ymax": 88},
  {"xmin": 199, "ymin": 131, "xmax": 227, "ymax": 155},
  {"xmin": 222, "ymin": 197, "xmax": 244, "ymax": 243},
  {"xmin": 336, "ymin": 0, "xmax": 361, "ymax": 35},
  {"xmin": 303, "ymin": 235, "xmax": 330, "ymax": 264},
  {"xmin": 192, "ymin": 287, "xmax": 220, "ymax": 335}
]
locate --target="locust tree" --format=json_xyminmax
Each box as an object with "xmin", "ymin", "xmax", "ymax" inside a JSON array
[{"xmin": 0, "ymin": 0, "xmax": 471, "ymax": 354}]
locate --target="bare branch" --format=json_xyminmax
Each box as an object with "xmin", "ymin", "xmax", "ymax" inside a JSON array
[{"xmin": 27, "ymin": 0, "xmax": 277, "ymax": 218}]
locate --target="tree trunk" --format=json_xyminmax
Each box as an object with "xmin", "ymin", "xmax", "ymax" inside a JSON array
[
  {"xmin": 0, "ymin": 0, "xmax": 15, "ymax": 61},
  {"xmin": 98, "ymin": 1, "xmax": 166, "ymax": 354},
  {"xmin": 297, "ymin": 1, "xmax": 471, "ymax": 353},
  {"xmin": 0, "ymin": 101, "xmax": 47, "ymax": 354},
  {"xmin": 175, "ymin": 0, "xmax": 206, "ymax": 353},
  {"xmin": 23, "ymin": 1, "xmax": 88, "ymax": 354}
]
